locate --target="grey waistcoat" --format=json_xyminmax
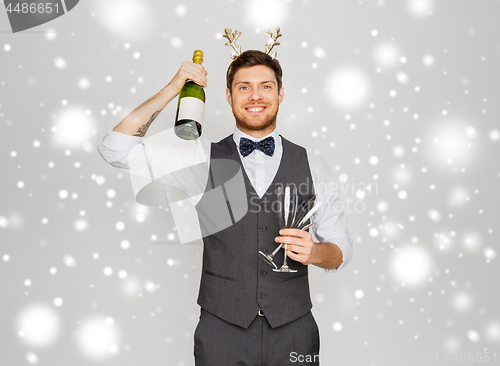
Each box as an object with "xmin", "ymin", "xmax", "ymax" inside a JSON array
[{"xmin": 195, "ymin": 134, "xmax": 315, "ymax": 329}]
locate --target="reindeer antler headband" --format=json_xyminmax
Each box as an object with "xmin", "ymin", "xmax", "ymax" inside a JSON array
[{"xmin": 223, "ymin": 27, "xmax": 282, "ymax": 60}]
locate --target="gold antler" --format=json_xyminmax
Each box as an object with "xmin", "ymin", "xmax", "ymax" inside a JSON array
[
  {"xmin": 223, "ymin": 28, "xmax": 242, "ymax": 60},
  {"xmin": 264, "ymin": 27, "xmax": 282, "ymax": 60}
]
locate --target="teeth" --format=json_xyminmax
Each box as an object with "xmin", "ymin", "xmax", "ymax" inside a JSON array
[{"xmin": 247, "ymin": 107, "xmax": 264, "ymax": 112}]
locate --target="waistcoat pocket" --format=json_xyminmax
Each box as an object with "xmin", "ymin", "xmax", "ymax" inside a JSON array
[
  {"xmin": 281, "ymin": 272, "xmax": 307, "ymax": 282},
  {"xmin": 204, "ymin": 269, "xmax": 240, "ymax": 282}
]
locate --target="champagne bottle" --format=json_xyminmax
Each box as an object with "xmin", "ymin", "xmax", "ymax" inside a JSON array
[{"xmin": 174, "ymin": 50, "xmax": 205, "ymax": 140}]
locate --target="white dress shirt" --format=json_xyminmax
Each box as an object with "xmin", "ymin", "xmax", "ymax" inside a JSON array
[{"xmin": 97, "ymin": 126, "xmax": 353, "ymax": 273}]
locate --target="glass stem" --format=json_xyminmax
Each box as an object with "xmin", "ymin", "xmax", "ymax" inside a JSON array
[
  {"xmin": 270, "ymin": 243, "xmax": 283, "ymax": 257},
  {"xmin": 283, "ymin": 243, "xmax": 288, "ymax": 267}
]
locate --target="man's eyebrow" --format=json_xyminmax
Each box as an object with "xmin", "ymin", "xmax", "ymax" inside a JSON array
[{"xmin": 234, "ymin": 80, "xmax": 277, "ymax": 85}]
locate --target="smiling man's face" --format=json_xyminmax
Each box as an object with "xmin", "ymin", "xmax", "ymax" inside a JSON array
[{"xmin": 226, "ymin": 65, "xmax": 285, "ymax": 138}]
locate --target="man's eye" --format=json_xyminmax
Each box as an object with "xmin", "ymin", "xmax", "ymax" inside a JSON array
[
  {"xmin": 263, "ymin": 85, "xmax": 271, "ymax": 89},
  {"xmin": 240, "ymin": 86, "xmax": 248, "ymax": 90}
]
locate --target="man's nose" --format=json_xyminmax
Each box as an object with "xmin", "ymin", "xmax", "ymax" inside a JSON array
[{"xmin": 249, "ymin": 88, "xmax": 262, "ymax": 101}]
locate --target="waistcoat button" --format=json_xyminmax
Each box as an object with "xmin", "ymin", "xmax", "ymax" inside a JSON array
[
  {"xmin": 260, "ymin": 270, "xmax": 267, "ymax": 276},
  {"xmin": 259, "ymin": 225, "xmax": 266, "ymax": 231},
  {"xmin": 259, "ymin": 292, "xmax": 266, "ymax": 299}
]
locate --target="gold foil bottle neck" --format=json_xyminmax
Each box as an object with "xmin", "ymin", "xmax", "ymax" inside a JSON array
[{"xmin": 192, "ymin": 50, "xmax": 204, "ymax": 64}]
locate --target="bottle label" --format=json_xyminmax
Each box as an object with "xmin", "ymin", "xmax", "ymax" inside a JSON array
[{"xmin": 177, "ymin": 97, "xmax": 205, "ymax": 124}]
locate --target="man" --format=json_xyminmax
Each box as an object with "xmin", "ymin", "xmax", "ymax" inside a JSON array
[{"xmin": 98, "ymin": 50, "xmax": 353, "ymax": 365}]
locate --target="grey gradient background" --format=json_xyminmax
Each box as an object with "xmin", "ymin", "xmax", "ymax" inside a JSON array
[{"xmin": 1, "ymin": 0, "xmax": 499, "ymax": 365}]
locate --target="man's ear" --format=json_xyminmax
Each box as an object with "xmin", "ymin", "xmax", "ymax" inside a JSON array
[
  {"xmin": 278, "ymin": 87, "xmax": 285, "ymax": 105},
  {"xmin": 226, "ymin": 88, "xmax": 232, "ymax": 106}
]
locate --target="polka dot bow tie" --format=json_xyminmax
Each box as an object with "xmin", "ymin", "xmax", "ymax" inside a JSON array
[{"xmin": 239, "ymin": 136, "xmax": 275, "ymax": 157}]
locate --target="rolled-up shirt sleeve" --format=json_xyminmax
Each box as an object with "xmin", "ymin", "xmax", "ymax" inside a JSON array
[
  {"xmin": 97, "ymin": 129, "xmax": 211, "ymax": 203},
  {"xmin": 307, "ymin": 152, "xmax": 354, "ymax": 274},
  {"xmin": 97, "ymin": 130, "xmax": 143, "ymax": 171}
]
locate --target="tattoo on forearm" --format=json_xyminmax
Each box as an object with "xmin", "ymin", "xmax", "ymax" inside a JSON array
[{"xmin": 133, "ymin": 110, "xmax": 161, "ymax": 137}]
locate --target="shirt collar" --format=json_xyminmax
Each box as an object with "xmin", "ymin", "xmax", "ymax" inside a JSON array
[{"xmin": 232, "ymin": 125, "xmax": 280, "ymax": 146}]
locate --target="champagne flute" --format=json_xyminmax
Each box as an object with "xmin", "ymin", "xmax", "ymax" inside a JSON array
[
  {"xmin": 273, "ymin": 185, "xmax": 299, "ymax": 272},
  {"xmin": 259, "ymin": 221, "xmax": 314, "ymax": 269},
  {"xmin": 259, "ymin": 184, "xmax": 322, "ymax": 271}
]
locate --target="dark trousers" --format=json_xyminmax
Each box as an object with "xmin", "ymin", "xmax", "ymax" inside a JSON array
[{"xmin": 194, "ymin": 308, "xmax": 320, "ymax": 365}]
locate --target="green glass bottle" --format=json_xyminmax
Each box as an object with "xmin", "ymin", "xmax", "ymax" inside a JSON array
[{"xmin": 174, "ymin": 50, "xmax": 205, "ymax": 140}]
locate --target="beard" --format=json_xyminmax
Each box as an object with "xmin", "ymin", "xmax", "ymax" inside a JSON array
[{"xmin": 231, "ymin": 104, "xmax": 280, "ymax": 132}]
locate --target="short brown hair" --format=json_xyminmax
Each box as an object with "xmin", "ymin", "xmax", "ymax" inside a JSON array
[{"xmin": 226, "ymin": 50, "xmax": 283, "ymax": 93}]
